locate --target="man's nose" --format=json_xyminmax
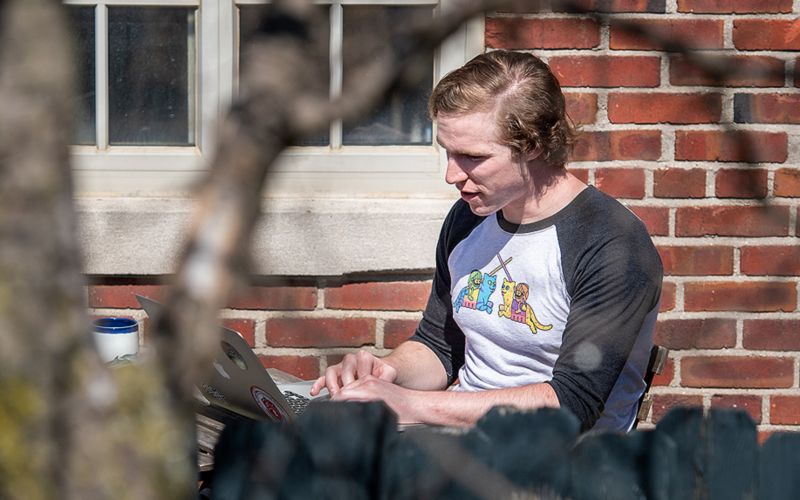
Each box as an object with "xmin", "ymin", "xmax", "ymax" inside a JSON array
[{"xmin": 445, "ymin": 156, "xmax": 468, "ymax": 185}]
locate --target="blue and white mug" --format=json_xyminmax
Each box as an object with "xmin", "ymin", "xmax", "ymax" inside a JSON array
[{"xmin": 92, "ymin": 317, "xmax": 139, "ymax": 362}]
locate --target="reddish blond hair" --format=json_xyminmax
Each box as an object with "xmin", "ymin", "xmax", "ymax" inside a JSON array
[{"xmin": 429, "ymin": 50, "xmax": 577, "ymax": 167}]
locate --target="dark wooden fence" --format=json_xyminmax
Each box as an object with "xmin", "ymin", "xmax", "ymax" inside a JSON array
[{"xmin": 210, "ymin": 402, "xmax": 800, "ymax": 499}]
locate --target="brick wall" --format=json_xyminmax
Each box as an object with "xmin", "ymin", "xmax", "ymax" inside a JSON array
[
  {"xmin": 90, "ymin": 1, "xmax": 800, "ymax": 435},
  {"xmin": 487, "ymin": 0, "xmax": 800, "ymax": 436}
]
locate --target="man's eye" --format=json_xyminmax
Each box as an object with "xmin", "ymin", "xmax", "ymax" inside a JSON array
[{"xmin": 466, "ymin": 155, "xmax": 485, "ymax": 162}]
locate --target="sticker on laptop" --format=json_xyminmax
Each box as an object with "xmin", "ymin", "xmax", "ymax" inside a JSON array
[{"xmin": 251, "ymin": 386, "xmax": 289, "ymax": 421}]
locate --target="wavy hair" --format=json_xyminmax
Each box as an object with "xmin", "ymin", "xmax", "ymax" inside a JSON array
[{"xmin": 429, "ymin": 50, "xmax": 578, "ymax": 167}]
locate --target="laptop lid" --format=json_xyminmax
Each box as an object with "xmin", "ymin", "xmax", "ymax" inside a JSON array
[{"xmin": 135, "ymin": 294, "xmax": 296, "ymax": 422}]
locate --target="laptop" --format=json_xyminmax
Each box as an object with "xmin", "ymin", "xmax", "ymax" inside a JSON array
[{"xmin": 136, "ymin": 295, "xmax": 327, "ymax": 424}]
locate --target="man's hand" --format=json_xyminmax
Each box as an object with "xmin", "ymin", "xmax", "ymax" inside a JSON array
[
  {"xmin": 310, "ymin": 349, "xmax": 397, "ymax": 396},
  {"xmin": 331, "ymin": 375, "xmax": 422, "ymax": 424}
]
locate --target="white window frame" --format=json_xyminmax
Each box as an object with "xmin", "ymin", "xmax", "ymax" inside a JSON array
[{"xmin": 66, "ymin": 0, "xmax": 482, "ymax": 196}]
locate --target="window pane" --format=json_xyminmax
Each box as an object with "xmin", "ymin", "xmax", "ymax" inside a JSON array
[
  {"xmin": 108, "ymin": 7, "xmax": 195, "ymax": 146},
  {"xmin": 342, "ymin": 6, "xmax": 433, "ymax": 146},
  {"xmin": 69, "ymin": 6, "xmax": 96, "ymax": 145},
  {"xmin": 239, "ymin": 5, "xmax": 330, "ymax": 147}
]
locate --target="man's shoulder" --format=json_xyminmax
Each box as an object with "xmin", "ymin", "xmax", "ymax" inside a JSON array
[
  {"xmin": 560, "ymin": 187, "xmax": 662, "ymax": 273},
  {"xmin": 564, "ymin": 186, "xmax": 652, "ymax": 241}
]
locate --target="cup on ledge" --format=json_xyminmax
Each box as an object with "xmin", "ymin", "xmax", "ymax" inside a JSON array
[{"xmin": 92, "ymin": 317, "xmax": 139, "ymax": 363}]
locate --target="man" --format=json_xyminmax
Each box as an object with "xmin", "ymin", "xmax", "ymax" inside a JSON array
[{"xmin": 310, "ymin": 50, "xmax": 663, "ymax": 432}]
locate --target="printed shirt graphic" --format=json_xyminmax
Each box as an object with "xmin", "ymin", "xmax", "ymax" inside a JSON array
[
  {"xmin": 411, "ymin": 186, "xmax": 663, "ymax": 432},
  {"xmin": 449, "ymin": 223, "xmax": 569, "ymax": 392}
]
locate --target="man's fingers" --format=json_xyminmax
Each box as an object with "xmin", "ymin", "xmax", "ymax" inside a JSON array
[
  {"xmin": 324, "ymin": 366, "xmax": 343, "ymax": 395},
  {"xmin": 310, "ymin": 376, "xmax": 326, "ymax": 396},
  {"xmin": 340, "ymin": 354, "xmax": 357, "ymax": 386},
  {"xmin": 356, "ymin": 350, "xmax": 375, "ymax": 378},
  {"xmin": 375, "ymin": 363, "xmax": 397, "ymax": 382}
]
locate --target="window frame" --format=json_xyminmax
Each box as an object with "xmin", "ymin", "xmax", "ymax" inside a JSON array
[{"xmin": 67, "ymin": 0, "xmax": 483, "ymax": 196}]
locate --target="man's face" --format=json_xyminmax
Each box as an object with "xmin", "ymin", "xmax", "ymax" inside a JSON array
[{"xmin": 436, "ymin": 110, "xmax": 533, "ymax": 223}]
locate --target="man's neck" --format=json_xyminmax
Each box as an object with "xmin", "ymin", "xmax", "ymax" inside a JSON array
[{"xmin": 502, "ymin": 168, "xmax": 587, "ymax": 225}]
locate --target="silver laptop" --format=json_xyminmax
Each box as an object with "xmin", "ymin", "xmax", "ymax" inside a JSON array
[{"xmin": 136, "ymin": 295, "xmax": 327, "ymax": 423}]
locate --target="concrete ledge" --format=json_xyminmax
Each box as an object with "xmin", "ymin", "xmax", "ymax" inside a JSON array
[{"xmin": 76, "ymin": 197, "xmax": 456, "ymax": 276}]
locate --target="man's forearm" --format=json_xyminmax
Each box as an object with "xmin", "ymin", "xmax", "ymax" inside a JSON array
[
  {"xmin": 382, "ymin": 340, "xmax": 448, "ymax": 391},
  {"xmin": 409, "ymin": 382, "xmax": 560, "ymax": 427}
]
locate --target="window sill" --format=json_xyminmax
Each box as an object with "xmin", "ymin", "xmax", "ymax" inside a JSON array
[{"xmin": 76, "ymin": 195, "xmax": 457, "ymax": 276}]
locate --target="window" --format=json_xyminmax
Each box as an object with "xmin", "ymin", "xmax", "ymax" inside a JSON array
[{"xmin": 66, "ymin": 0, "xmax": 483, "ymax": 195}]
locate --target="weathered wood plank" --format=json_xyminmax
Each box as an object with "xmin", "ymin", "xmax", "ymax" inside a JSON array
[
  {"xmin": 656, "ymin": 407, "xmax": 757, "ymax": 500},
  {"xmin": 759, "ymin": 432, "xmax": 800, "ymax": 500},
  {"xmin": 570, "ymin": 430, "xmax": 678, "ymax": 500}
]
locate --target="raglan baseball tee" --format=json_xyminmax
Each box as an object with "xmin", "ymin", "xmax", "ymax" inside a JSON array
[{"xmin": 410, "ymin": 185, "xmax": 663, "ymax": 432}]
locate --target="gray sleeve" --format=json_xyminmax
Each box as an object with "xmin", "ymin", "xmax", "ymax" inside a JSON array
[
  {"xmin": 409, "ymin": 201, "xmax": 482, "ymax": 385},
  {"xmin": 546, "ymin": 201, "xmax": 663, "ymax": 430}
]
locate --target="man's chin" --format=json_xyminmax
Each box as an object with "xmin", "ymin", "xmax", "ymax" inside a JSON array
[{"xmin": 466, "ymin": 203, "xmax": 496, "ymax": 217}]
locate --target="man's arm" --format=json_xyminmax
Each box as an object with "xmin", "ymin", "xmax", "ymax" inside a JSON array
[
  {"xmin": 310, "ymin": 340, "xmax": 448, "ymax": 396},
  {"xmin": 382, "ymin": 340, "xmax": 448, "ymax": 390},
  {"xmin": 333, "ymin": 375, "xmax": 559, "ymax": 426}
]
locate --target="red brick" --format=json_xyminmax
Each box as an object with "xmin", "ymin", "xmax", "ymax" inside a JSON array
[
  {"xmin": 654, "ymin": 168, "xmax": 706, "ymax": 198},
  {"xmin": 564, "ymin": 93, "xmax": 598, "ymax": 125},
  {"xmin": 775, "ymin": 168, "xmax": 800, "ymax": 197},
  {"xmin": 741, "ymin": 246, "xmax": 800, "ymax": 276},
  {"xmin": 652, "ymin": 394, "xmax": 703, "ymax": 422},
  {"xmin": 572, "ymin": 130, "xmax": 661, "ymax": 162},
  {"xmin": 569, "ymin": 168, "xmax": 590, "ymax": 184},
  {"xmin": 758, "ymin": 431, "xmax": 775, "ymax": 445},
  {"xmin": 659, "ymin": 282, "xmax": 676, "ymax": 312},
  {"xmin": 670, "ymin": 55, "xmax": 786, "ymax": 87},
  {"xmin": 715, "ymin": 168, "xmax": 768, "ymax": 198},
  {"xmin": 266, "ymin": 318, "xmax": 375, "ymax": 348},
  {"xmin": 655, "ymin": 318, "xmax": 736, "ymax": 349},
  {"xmin": 608, "ymin": 93, "xmax": 722, "ymax": 124},
  {"xmin": 222, "ymin": 319, "xmax": 256, "ymax": 347},
  {"xmin": 735, "ymin": 94, "xmax": 800, "ymax": 125},
  {"xmin": 711, "ymin": 395, "xmax": 762, "ymax": 423},
  {"xmin": 227, "ymin": 286, "xmax": 317, "ymax": 310},
  {"xmin": 770, "ymin": 396, "xmax": 800, "ymax": 424},
  {"xmin": 326, "ymin": 353, "xmax": 347, "ymax": 367},
  {"xmin": 675, "ymin": 130, "xmax": 788, "ymax": 163},
  {"xmin": 796, "ymin": 56, "xmax": 800, "ymax": 87},
  {"xmin": 89, "ymin": 285, "xmax": 165, "ymax": 308},
  {"xmin": 549, "ymin": 56, "xmax": 660, "ymax": 87},
  {"xmin": 684, "ymin": 281, "xmax": 797, "ymax": 312},
  {"xmin": 678, "ymin": 0, "xmax": 792, "ymax": 13},
  {"xmin": 384, "ymin": 319, "xmax": 418, "ymax": 349},
  {"xmin": 681, "ymin": 356, "xmax": 794, "ymax": 388},
  {"xmin": 325, "ymin": 281, "xmax": 431, "ymax": 312},
  {"xmin": 629, "ymin": 206, "xmax": 669, "ymax": 236},
  {"xmin": 610, "ymin": 19, "xmax": 724, "ymax": 50},
  {"xmin": 734, "ymin": 19, "xmax": 800, "ymax": 50},
  {"xmin": 658, "ymin": 245, "xmax": 733, "ymax": 276},
  {"xmin": 259, "ymin": 355, "xmax": 320, "ymax": 380},
  {"xmin": 676, "ymin": 206, "xmax": 790, "ymax": 237},
  {"xmin": 485, "ymin": 17, "xmax": 600, "ymax": 49},
  {"xmin": 652, "ymin": 358, "xmax": 675, "ymax": 386},
  {"xmin": 594, "ymin": 168, "xmax": 645, "ymax": 199},
  {"xmin": 554, "ymin": 0, "xmax": 666, "ymax": 12},
  {"xmin": 743, "ymin": 319, "xmax": 800, "ymax": 351}
]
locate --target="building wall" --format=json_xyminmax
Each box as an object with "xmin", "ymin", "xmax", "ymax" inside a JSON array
[{"xmin": 88, "ymin": 1, "xmax": 800, "ymax": 436}]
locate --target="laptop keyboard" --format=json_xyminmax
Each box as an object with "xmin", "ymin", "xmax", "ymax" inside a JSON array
[{"xmin": 282, "ymin": 391, "xmax": 311, "ymax": 415}]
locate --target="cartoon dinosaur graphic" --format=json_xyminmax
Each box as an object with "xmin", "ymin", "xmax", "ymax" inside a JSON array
[
  {"xmin": 498, "ymin": 277, "xmax": 515, "ymax": 319},
  {"xmin": 499, "ymin": 278, "xmax": 552, "ymax": 334},
  {"xmin": 454, "ymin": 270, "xmax": 483, "ymax": 312},
  {"xmin": 512, "ymin": 282, "xmax": 553, "ymax": 334},
  {"xmin": 475, "ymin": 273, "xmax": 496, "ymax": 314}
]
